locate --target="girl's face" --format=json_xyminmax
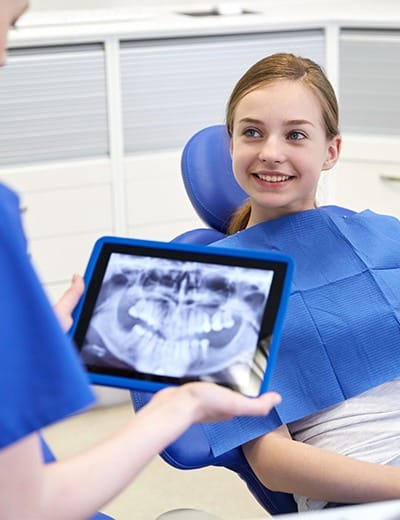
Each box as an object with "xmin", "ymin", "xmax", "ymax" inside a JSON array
[{"xmin": 230, "ymin": 79, "xmax": 341, "ymax": 225}]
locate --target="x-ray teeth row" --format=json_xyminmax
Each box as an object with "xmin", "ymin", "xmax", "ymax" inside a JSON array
[{"xmin": 82, "ymin": 253, "xmax": 273, "ymax": 384}]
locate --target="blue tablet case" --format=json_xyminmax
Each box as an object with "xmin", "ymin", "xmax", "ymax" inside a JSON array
[{"xmin": 70, "ymin": 236, "xmax": 294, "ymax": 396}]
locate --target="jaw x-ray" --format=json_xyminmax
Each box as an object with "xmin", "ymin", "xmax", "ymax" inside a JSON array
[{"xmin": 72, "ymin": 237, "xmax": 292, "ymax": 395}]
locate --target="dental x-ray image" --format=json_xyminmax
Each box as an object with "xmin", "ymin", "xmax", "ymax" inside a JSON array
[{"xmin": 80, "ymin": 253, "xmax": 274, "ymax": 391}]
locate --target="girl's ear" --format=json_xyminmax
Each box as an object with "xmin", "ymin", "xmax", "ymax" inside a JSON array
[{"xmin": 322, "ymin": 135, "xmax": 342, "ymax": 171}]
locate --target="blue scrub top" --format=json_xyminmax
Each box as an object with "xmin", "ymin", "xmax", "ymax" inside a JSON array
[
  {"xmin": 0, "ymin": 183, "xmax": 94, "ymax": 449},
  {"xmin": 204, "ymin": 206, "xmax": 400, "ymax": 456}
]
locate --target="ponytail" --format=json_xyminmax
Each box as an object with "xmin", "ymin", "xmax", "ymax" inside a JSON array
[{"xmin": 227, "ymin": 200, "xmax": 251, "ymax": 235}]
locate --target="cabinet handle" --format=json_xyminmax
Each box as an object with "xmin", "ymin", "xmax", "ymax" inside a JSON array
[{"xmin": 379, "ymin": 174, "xmax": 400, "ymax": 183}]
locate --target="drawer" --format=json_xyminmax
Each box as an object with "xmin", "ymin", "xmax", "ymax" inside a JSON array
[
  {"xmin": 30, "ymin": 230, "xmax": 113, "ymax": 290},
  {"xmin": 124, "ymin": 152, "xmax": 200, "ymax": 234},
  {"xmin": 334, "ymin": 159, "xmax": 400, "ymax": 218},
  {"xmin": 20, "ymin": 183, "xmax": 113, "ymax": 239},
  {"xmin": 1, "ymin": 160, "xmax": 113, "ymax": 238}
]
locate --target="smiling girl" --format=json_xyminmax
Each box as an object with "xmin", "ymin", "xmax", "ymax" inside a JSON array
[
  {"xmin": 227, "ymin": 53, "xmax": 341, "ymax": 229},
  {"xmin": 205, "ymin": 53, "xmax": 400, "ymax": 512}
]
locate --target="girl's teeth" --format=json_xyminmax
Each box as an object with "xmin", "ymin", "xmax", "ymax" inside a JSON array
[{"xmin": 258, "ymin": 174, "xmax": 289, "ymax": 182}]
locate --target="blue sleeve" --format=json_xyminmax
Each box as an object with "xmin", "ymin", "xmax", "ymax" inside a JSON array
[{"xmin": 0, "ymin": 184, "xmax": 94, "ymax": 449}]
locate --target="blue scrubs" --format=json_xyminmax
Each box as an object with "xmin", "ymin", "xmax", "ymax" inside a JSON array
[
  {"xmin": 0, "ymin": 183, "xmax": 94, "ymax": 448},
  {"xmin": 0, "ymin": 184, "xmax": 112, "ymax": 520},
  {"xmin": 203, "ymin": 206, "xmax": 400, "ymax": 456},
  {"xmin": 0, "ymin": 183, "xmax": 115, "ymax": 519}
]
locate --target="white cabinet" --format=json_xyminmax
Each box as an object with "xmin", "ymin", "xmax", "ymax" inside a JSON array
[
  {"xmin": 339, "ymin": 29, "xmax": 400, "ymax": 136},
  {"xmin": 0, "ymin": 44, "xmax": 109, "ymax": 165},
  {"xmin": 334, "ymin": 137, "xmax": 400, "ymax": 219},
  {"xmin": 335, "ymin": 29, "xmax": 400, "ymax": 218},
  {"xmin": 0, "ymin": 43, "xmax": 112, "ymax": 300},
  {"xmin": 335, "ymin": 159, "xmax": 400, "ymax": 218},
  {"xmin": 1, "ymin": 159, "xmax": 113, "ymax": 300},
  {"xmin": 124, "ymin": 151, "xmax": 203, "ymax": 241}
]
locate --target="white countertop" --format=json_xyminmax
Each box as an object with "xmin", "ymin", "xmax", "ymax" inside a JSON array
[{"xmin": 10, "ymin": 0, "xmax": 400, "ymax": 47}]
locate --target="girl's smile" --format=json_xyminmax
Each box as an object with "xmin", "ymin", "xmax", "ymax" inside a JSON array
[{"xmin": 253, "ymin": 170, "xmax": 294, "ymax": 187}]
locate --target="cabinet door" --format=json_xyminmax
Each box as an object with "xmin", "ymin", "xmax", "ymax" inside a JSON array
[
  {"xmin": 1, "ymin": 160, "xmax": 113, "ymax": 301},
  {"xmin": 0, "ymin": 43, "xmax": 109, "ymax": 166},
  {"xmin": 339, "ymin": 29, "xmax": 400, "ymax": 136},
  {"xmin": 120, "ymin": 30, "xmax": 325, "ymax": 154},
  {"xmin": 124, "ymin": 151, "xmax": 204, "ymax": 241},
  {"xmin": 334, "ymin": 158, "xmax": 400, "ymax": 219}
]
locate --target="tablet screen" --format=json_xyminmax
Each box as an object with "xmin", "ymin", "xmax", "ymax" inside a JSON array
[{"xmin": 71, "ymin": 237, "xmax": 293, "ymax": 396}]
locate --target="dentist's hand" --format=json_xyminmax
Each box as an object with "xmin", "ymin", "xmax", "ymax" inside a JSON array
[
  {"xmin": 149, "ymin": 382, "xmax": 282, "ymax": 424},
  {"xmin": 54, "ymin": 274, "xmax": 85, "ymax": 332}
]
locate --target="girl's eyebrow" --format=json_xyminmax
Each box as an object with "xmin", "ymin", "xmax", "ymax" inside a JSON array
[
  {"xmin": 285, "ymin": 119, "xmax": 315, "ymax": 127},
  {"xmin": 237, "ymin": 117, "xmax": 315, "ymax": 127},
  {"xmin": 237, "ymin": 117, "xmax": 263, "ymax": 125}
]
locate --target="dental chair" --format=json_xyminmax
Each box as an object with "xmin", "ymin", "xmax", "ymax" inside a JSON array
[{"xmin": 131, "ymin": 125, "xmax": 297, "ymax": 516}]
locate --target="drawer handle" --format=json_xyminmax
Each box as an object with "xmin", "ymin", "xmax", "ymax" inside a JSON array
[{"xmin": 379, "ymin": 174, "xmax": 400, "ymax": 183}]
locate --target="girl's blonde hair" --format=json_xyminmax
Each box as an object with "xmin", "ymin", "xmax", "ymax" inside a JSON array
[{"xmin": 226, "ymin": 53, "xmax": 339, "ymax": 234}]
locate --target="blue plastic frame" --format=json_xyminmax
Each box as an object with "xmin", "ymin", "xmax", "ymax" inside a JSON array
[{"xmin": 70, "ymin": 235, "xmax": 294, "ymax": 395}]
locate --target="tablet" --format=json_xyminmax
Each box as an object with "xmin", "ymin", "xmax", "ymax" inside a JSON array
[{"xmin": 70, "ymin": 236, "xmax": 293, "ymax": 396}]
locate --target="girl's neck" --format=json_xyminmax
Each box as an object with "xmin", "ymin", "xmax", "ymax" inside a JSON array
[{"xmin": 247, "ymin": 204, "xmax": 318, "ymax": 228}]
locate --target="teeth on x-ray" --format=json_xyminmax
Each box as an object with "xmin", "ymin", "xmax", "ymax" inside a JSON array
[
  {"xmin": 91, "ymin": 344, "xmax": 107, "ymax": 357},
  {"xmin": 128, "ymin": 300, "xmax": 235, "ymax": 335},
  {"xmin": 82, "ymin": 254, "xmax": 273, "ymax": 386}
]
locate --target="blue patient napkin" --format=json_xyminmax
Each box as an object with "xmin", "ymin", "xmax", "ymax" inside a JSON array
[{"xmin": 204, "ymin": 206, "xmax": 400, "ymax": 456}]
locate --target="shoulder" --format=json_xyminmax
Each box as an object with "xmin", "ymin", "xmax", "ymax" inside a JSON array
[{"xmin": 320, "ymin": 205, "xmax": 356, "ymax": 218}]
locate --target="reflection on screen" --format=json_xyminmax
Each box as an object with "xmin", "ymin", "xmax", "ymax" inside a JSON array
[{"xmin": 81, "ymin": 253, "xmax": 273, "ymax": 390}]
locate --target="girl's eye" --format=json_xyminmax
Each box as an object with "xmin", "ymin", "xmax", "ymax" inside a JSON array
[
  {"xmin": 288, "ymin": 131, "xmax": 306, "ymax": 141},
  {"xmin": 243, "ymin": 128, "xmax": 261, "ymax": 138}
]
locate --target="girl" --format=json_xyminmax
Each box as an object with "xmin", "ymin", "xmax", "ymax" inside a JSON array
[{"xmin": 205, "ymin": 52, "xmax": 400, "ymax": 511}]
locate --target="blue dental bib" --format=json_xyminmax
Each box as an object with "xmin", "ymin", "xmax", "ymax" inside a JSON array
[{"xmin": 203, "ymin": 206, "xmax": 400, "ymax": 456}]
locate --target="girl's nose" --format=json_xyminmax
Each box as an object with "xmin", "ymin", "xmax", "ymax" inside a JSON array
[{"xmin": 258, "ymin": 137, "xmax": 285, "ymax": 164}]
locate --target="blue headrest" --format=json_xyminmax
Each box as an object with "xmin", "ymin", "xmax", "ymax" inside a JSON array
[{"xmin": 181, "ymin": 125, "xmax": 248, "ymax": 234}]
